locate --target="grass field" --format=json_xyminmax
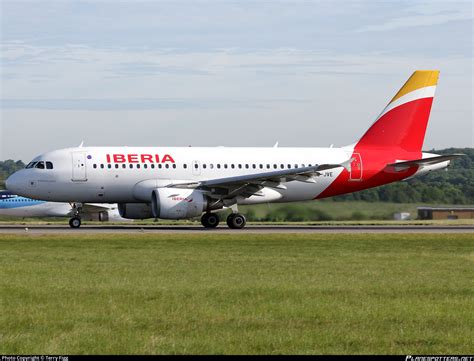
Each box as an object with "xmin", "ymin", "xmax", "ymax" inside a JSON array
[{"xmin": 1, "ymin": 233, "xmax": 472, "ymax": 354}]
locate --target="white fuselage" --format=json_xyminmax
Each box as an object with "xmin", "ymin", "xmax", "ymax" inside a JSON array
[{"xmin": 7, "ymin": 146, "xmax": 352, "ymax": 204}]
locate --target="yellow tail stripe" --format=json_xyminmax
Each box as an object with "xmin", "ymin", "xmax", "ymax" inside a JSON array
[{"xmin": 390, "ymin": 70, "xmax": 439, "ymax": 104}]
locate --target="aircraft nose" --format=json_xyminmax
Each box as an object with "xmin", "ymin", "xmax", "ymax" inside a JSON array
[{"xmin": 5, "ymin": 171, "xmax": 23, "ymax": 193}]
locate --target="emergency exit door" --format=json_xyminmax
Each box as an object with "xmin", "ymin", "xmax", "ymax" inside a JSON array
[
  {"xmin": 72, "ymin": 152, "xmax": 87, "ymax": 181},
  {"xmin": 349, "ymin": 153, "xmax": 363, "ymax": 181}
]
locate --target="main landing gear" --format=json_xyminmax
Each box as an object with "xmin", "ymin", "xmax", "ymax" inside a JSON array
[
  {"xmin": 226, "ymin": 213, "xmax": 246, "ymax": 229},
  {"xmin": 200, "ymin": 212, "xmax": 247, "ymax": 229},
  {"xmin": 201, "ymin": 212, "xmax": 220, "ymax": 228}
]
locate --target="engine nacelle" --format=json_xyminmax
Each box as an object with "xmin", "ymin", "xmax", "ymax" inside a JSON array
[
  {"xmin": 151, "ymin": 188, "xmax": 207, "ymax": 219},
  {"xmin": 118, "ymin": 203, "xmax": 153, "ymax": 219}
]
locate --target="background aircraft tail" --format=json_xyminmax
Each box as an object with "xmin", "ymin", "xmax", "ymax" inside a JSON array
[{"xmin": 356, "ymin": 70, "xmax": 439, "ymax": 152}]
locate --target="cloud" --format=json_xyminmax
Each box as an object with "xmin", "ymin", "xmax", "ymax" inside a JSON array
[{"xmin": 357, "ymin": 1, "xmax": 473, "ymax": 32}]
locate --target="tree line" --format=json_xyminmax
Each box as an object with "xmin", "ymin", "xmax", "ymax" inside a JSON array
[
  {"xmin": 1, "ymin": 148, "xmax": 472, "ymax": 204},
  {"xmin": 332, "ymin": 148, "xmax": 473, "ymax": 204}
]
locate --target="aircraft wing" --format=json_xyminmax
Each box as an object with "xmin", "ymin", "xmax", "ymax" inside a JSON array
[
  {"xmin": 387, "ymin": 154, "xmax": 464, "ymax": 170},
  {"xmin": 167, "ymin": 159, "xmax": 352, "ymax": 200}
]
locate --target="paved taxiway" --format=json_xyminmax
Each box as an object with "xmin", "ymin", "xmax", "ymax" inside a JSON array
[{"xmin": 0, "ymin": 225, "xmax": 472, "ymax": 234}]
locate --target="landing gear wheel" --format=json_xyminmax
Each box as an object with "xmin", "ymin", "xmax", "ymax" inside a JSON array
[
  {"xmin": 226, "ymin": 213, "xmax": 246, "ymax": 229},
  {"xmin": 201, "ymin": 213, "xmax": 220, "ymax": 228},
  {"xmin": 69, "ymin": 217, "xmax": 82, "ymax": 228}
]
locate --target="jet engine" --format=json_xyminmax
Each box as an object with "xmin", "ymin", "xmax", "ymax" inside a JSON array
[
  {"xmin": 118, "ymin": 203, "xmax": 153, "ymax": 219},
  {"xmin": 151, "ymin": 188, "xmax": 207, "ymax": 219}
]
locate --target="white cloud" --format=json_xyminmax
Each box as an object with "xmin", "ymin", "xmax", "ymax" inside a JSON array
[
  {"xmin": 1, "ymin": 42, "xmax": 472, "ymax": 160},
  {"xmin": 357, "ymin": 1, "xmax": 473, "ymax": 32}
]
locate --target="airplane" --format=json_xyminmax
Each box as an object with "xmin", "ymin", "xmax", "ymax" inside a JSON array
[
  {"xmin": 0, "ymin": 190, "xmax": 126, "ymax": 226},
  {"xmin": 6, "ymin": 70, "xmax": 463, "ymax": 229}
]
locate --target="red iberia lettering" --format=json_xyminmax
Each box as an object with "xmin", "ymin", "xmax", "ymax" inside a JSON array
[
  {"xmin": 162, "ymin": 154, "xmax": 175, "ymax": 163},
  {"xmin": 128, "ymin": 154, "xmax": 139, "ymax": 163},
  {"xmin": 141, "ymin": 154, "xmax": 153, "ymax": 163},
  {"xmin": 114, "ymin": 154, "xmax": 126, "ymax": 163},
  {"xmin": 105, "ymin": 153, "xmax": 175, "ymax": 163}
]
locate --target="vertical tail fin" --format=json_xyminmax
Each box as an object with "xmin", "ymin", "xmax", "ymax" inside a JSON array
[{"xmin": 357, "ymin": 70, "xmax": 439, "ymax": 152}]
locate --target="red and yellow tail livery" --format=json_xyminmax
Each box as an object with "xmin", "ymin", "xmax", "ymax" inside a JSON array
[{"xmin": 357, "ymin": 70, "xmax": 439, "ymax": 152}]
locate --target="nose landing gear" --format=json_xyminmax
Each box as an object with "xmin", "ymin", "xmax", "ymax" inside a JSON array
[
  {"xmin": 69, "ymin": 217, "xmax": 82, "ymax": 228},
  {"xmin": 69, "ymin": 203, "xmax": 83, "ymax": 228}
]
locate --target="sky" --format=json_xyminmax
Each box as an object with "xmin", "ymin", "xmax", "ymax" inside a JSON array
[{"xmin": 0, "ymin": 0, "xmax": 472, "ymax": 161}]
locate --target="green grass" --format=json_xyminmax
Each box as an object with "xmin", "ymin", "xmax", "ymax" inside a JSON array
[{"xmin": 1, "ymin": 233, "xmax": 472, "ymax": 354}]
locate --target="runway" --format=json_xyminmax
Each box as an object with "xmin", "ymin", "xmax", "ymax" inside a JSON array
[{"xmin": 0, "ymin": 224, "xmax": 473, "ymax": 234}]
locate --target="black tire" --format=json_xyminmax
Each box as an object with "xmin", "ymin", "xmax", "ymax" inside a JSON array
[
  {"xmin": 227, "ymin": 213, "xmax": 246, "ymax": 229},
  {"xmin": 201, "ymin": 213, "xmax": 220, "ymax": 228},
  {"xmin": 69, "ymin": 217, "xmax": 82, "ymax": 228},
  {"xmin": 226, "ymin": 213, "xmax": 235, "ymax": 228}
]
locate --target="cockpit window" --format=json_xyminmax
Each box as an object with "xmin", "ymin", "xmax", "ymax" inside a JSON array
[
  {"xmin": 46, "ymin": 161, "xmax": 53, "ymax": 169},
  {"xmin": 26, "ymin": 162, "xmax": 37, "ymax": 169},
  {"xmin": 35, "ymin": 161, "xmax": 45, "ymax": 169}
]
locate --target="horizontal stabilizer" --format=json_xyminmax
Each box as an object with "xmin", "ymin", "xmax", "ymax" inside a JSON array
[{"xmin": 387, "ymin": 154, "xmax": 464, "ymax": 171}]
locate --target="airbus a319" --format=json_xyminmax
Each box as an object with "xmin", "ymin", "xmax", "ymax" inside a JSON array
[{"xmin": 6, "ymin": 71, "xmax": 462, "ymax": 228}]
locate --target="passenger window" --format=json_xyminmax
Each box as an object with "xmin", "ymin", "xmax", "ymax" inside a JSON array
[
  {"xmin": 151, "ymin": 164, "xmax": 155, "ymax": 169},
  {"xmin": 224, "ymin": 164, "xmax": 228, "ymax": 169},
  {"xmin": 287, "ymin": 164, "xmax": 291, "ymax": 169},
  {"xmin": 266, "ymin": 164, "xmax": 270, "ymax": 169},
  {"xmin": 280, "ymin": 164, "xmax": 284, "ymax": 169},
  {"xmin": 108, "ymin": 164, "xmax": 112, "ymax": 169},
  {"xmin": 122, "ymin": 164, "xmax": 126, "ymax": 169},
  {"xmin": 203, "ymin": 164, "xmax": 207, "ymax": 169},
  {"xmin": 231, "ymin": 164, "xmax": 235, "ymax": 169},
  {"xmin": 93, "ymin": 164, "xmax": 97, "ymax": 169},
  {"xmin": 101, "ymin": 164, "xmax": 105, "ymax": 169},
  {"xmin": 165, "ymin": 164, "xmax": 169, "ymax": 169},
  {"xmin": 158, "ymin": 164, "xmax": 162, "ymax": 169},
  {"xmin": 172, "ymin": 164, "xmax": 176, "ymax": 169},
  {"xmin": 210, "ymin": 164, "xmax": 214, "ymax": 169},
  {"xmin": 115, "ymin": 164, "xmax": 119, "ymax": 169},
  {"xmin": 217, "ymin": 164, "xmax": 221, "ymax": 169},
  {"xmin": 238, "ymin": 164, "xmax": 242, "ymax": 169},
  {"xmin": 183, "ymin": 164, "xmax": 187, "ymax": 169},
  {"xmin": 129, "ymin": 164, "xmax": 133, "ymax": 169},
  {"xmin": 137, "ymin": 164, "xmax": 141, "ymax": 169},
  {"xmin": 144, "ymin": 164, "xmax": 148, "ymax": 169}
]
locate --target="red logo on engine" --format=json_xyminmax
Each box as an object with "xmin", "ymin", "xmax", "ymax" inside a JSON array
[{"xmin": 171, "ymin": 197, "xmax": 193, "ymax": 202}]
